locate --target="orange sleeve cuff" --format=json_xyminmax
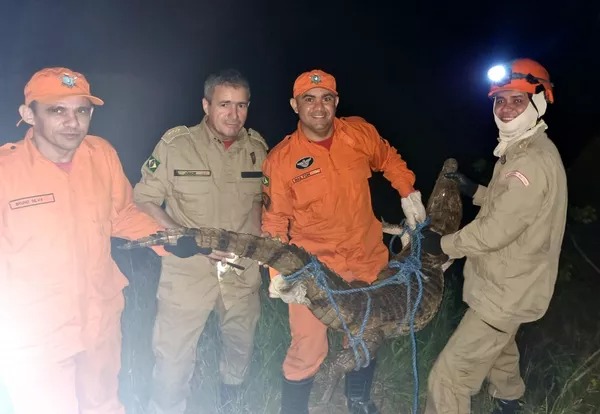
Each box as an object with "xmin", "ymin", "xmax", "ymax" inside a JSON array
[{"xmin": 399, "ymin": 186, "xmax": 416, "ymax": 198}]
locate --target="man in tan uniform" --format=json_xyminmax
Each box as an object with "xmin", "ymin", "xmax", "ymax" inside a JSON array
[
  {"xmin": 421, "ymin": 58, "xmax": 568, "ymax": 414},
  {"xmin": 133, "ymin": 69, "xmax": 268, "ymax": 414}
]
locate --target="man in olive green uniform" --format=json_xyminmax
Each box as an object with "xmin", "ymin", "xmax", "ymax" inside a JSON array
[
  {"xmin": 133, "ymin": 69, "xmax": 268, "ymax": 414},
  {"xmin": 421, "ymin": 59, "xmax": 568, "ymax": 414}
]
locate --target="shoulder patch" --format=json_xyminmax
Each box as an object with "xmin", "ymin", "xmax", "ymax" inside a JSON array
[
  {"xmin": 505, "ymin": 170, "xmax": 530, "ymax": 187},
  {"xmin": 144, "ymin": 155, "xmax": 161, "ymax": 173},
  {"xmin": 248, "ymin": 128, "xmax": 268, "ymax": 151},
  {"xmin": 161, "ymin": 126, "xmax": 191, "ymax": 144}
]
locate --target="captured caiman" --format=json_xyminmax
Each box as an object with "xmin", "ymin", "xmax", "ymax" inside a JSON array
[{"xmin": 119, "ymin": 158, "xmax": 462, "ymax": 402}]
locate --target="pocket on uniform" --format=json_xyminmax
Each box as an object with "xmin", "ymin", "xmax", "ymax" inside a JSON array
[
  {"xmin": 172, "ymin": 178, "xmax": 212, "ymax": 220},
  {"xmin": 291, "ymin": 172, "xmax": 334, "ymax": 225},
  {"xmin": 291, "ymin": 172, "xmax": 327, "ymax": 207},
  {"xmin": 238, "ymin": 180, "xmax": 262, "ymax": 202}
]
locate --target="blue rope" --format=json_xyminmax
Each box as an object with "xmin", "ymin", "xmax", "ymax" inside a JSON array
[
  {"xmin": 388, "ymin": 228, "xmax": 426, "ymax": 414},
  {"xmin": 283, "ymin": 218, "xmax": 430, "ymax": 414},
  {"xmin": 374, "ymin": 219, "xmax": 427, "ymax": 414}
]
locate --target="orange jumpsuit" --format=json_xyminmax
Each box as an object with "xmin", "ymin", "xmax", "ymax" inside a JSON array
[
  {"xmin": 261, "ymin": 116, "xmax": 416, "ymax": 380},
  {"xmin": 0, "ymin": 129, "xmax": 162, "ymax": 414}
]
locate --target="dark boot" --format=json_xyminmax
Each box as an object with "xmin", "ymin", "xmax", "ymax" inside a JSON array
[
  {"xmin": 345, "ymin": 359, "xmax": 380, "ymax": 414},
  {"xmin": 491, "ymin": 398, "xmax": 522, "ymax": 414},
  {"xmin": 280, "ymin": 376, "xmax": 314, "ymax": 414},
  {"xmin": 219, "ymin": 383, "xmax": 241, "ymax": 412}
]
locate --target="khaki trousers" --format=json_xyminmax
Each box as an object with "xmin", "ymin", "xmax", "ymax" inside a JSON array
[
  {"xmin": 147, "ymin": 255, "xmax": 261, "ymax": 414},
  {"xmin": 425, "ymin": 308, "xmax": 525, "ymax": 414}
]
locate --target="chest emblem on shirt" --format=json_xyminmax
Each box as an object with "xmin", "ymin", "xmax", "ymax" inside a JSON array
[
  {"xmin": 9, "ymin": 193, "xmax": 55, "ymax": 210},
  {"xmin": 292, "ymin": 168, "xmax": 322, "ymax": 184},
  {"xmin": 295, "ymin": 156, "xmax": 314, "ymax": 169}
]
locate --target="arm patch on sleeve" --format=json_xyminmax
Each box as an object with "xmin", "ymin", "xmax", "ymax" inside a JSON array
[
  {"xmin": 145, "ymin": 155, "xmax": 161, "ymax": 172},
  {"xmin": 505, "ymin": 170, "xmax": 530, "ymax": 186}
]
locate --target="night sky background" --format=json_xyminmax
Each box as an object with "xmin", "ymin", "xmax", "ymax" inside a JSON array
[{"xmin": 1, "ymin": 0, "xmax": 599, "ymax": 218}]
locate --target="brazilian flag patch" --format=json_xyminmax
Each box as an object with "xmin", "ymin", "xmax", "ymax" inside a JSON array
[
  {"xmin": 145, "ymin": 155, "xmax": 160, "ymax": 173},
  {"xmin": 262, "ymin": 175, "xmax": 270, "ymax": 187}
]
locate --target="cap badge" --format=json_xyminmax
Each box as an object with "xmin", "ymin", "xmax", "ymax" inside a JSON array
[
  {"xmin": 61, "ymin": 73, "xmax": 77, "ymax": 88},
  {"xmin": 309, "ymin": 74, "xmax": 321, "ymax": 84}
]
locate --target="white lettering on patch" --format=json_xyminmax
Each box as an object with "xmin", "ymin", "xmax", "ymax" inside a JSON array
[{"xmin": 505, "ymin": 171, "xmax": 530, "ymax": 187}]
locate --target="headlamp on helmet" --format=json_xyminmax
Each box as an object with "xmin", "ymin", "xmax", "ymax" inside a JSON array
[
  {"xmin": 487, "ymin": 64, "xmax": 508, "ymax": 83},
  {"xmin": 488, "ymin": 64, "xmax": 549, "ymax": 88},
  {"xmin": 487, "ymin": 58, "xmax": 554, "ymax": 103}
]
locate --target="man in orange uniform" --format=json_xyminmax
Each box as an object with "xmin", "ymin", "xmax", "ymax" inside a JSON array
[
  {"xmin": 261, "ymin": 69, "xmax": 427, "ymax": 413},
  {"xmin": 0, "ymin": 67, "xmax": 164, "ymax": 414}
]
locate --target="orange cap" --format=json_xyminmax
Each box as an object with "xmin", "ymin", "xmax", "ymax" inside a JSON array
[
  {"xmin": 23, "ymin": 67, "xmax": 104, "ymax": 106},
  {"xmin": 292, "ymin": 69, "xmax": 337, "ymax": 98}
]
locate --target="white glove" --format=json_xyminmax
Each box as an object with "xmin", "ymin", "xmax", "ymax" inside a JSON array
[
  {"xmin": 268, "ymin": 274, "xmax": 311, "ymax": 306},
  {"xmin": 401, "ymin": 190, "xmax": 426, "ymax": 230}
]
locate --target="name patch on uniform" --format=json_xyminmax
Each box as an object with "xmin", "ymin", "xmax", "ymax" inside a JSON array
[
  {"xmin": 292, "ymin": 168, "xmax": 322, "ymax": 184},
  {"xmin": 505, "ymin": 171, "xmax": 530, "ymax": 187},
  {"xmin": 174, "ymin": 169, "xmax": 211, "ymax": 177},
  {"xmin": 295, "ymin": 156, "xmax": 314, "ymax": 169},
  {"xmin": 9, "ymin": 193, "xmax": 55, "ymax": 210},
  {"xmin": 241, "ymin": 171, "xmax": 263, "ymax": 178}
]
